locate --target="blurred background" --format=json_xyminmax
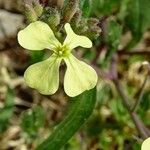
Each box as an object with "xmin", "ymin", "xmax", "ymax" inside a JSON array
[{"xmin": 0, "ymin": 0, "xmax": 150, "ymax": 150}]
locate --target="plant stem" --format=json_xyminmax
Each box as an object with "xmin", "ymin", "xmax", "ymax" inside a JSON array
[
  {"xmin": 118, "ymin": 50, "xmax": 150, "ymax": 56},
  {"xmin": 132, "ymin": 73, "xmax": 149, "ymax": 112},
  {"xmin": 106, "ymin": 54, "xmax": 150, "ymax": 139},
  {"xmin": 113, "ymin": 79, "xmax": 131, "ymax": 111},
  {"xmin": 113, "ymin": 79, "xmax": 149, "ymax": 139}
]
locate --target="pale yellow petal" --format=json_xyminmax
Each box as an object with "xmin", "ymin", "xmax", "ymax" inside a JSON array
[
  {"xmin": 63, "ymin": 23, "xmax": 92, "ymax": 49},
  {"xmin": 64, "ymin": 54, "xmax": 98, "ymax": 97},
  {"xmin": 24, "ymin": 54, "xmax": 62, "ymax": 95},
  {"xmin": 18, "ymin": 21, "xmax": 61, "ymax": 50},
  {"xmin": 142, "ymin": 137, "xmax": 150, "ymax": 150}
]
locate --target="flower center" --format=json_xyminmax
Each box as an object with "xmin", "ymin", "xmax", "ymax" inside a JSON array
[{"xmin": 54, "ymin": 45, "xmax": 70, "ymax": 57}]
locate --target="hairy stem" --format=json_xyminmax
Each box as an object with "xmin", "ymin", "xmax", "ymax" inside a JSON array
[
  {"xmin": 118, "ymin": 50, "xmax": 150, "ymax": 56},
  {"xmin": 132, "ymin": 73, "xmax": 149, "ymax": 112}
]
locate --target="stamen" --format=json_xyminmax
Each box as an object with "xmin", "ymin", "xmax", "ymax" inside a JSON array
[{"xmin": 54, "ymin": 45, "xmax": 70, "ymax": 57}]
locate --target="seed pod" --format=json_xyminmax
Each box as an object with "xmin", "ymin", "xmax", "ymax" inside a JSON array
[{"xmin": 41, "ymin": 7, "xmax": 61, "ymax": 30}]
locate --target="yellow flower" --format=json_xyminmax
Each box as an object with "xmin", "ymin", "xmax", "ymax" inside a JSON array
[
  {"xmin": 142, "ymin": 137, "xmax": 150, "ymax": 150},
  {"xmin": 18, "ymin": 21, "xmax": 98, "ymax": 97}
]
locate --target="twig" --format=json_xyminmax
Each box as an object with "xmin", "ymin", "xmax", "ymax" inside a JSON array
[
  {"xmin": 113, "ymin": 79, "xmax": 149, "ymax": 139},
  {"xmin": 132, "ymin": 135, "xmax": 143, "ymax": 143},
  {"xmin": 130, "ymin": 112, "xmax": 149, "ymax": 139},
  {"xmin": 132, "ymin": 73, "xmax": 149, "ymax": 112},
  {"xmin": 110, "ymin": 55, "xmax": 150, "ymax": 139},
  {"xmin": 113, "ymin": 79, "xmax": 131, "ymax": 111},
  {"xmin": 118, "ymin": 50, "xmax": 150, "ymax": 56}
]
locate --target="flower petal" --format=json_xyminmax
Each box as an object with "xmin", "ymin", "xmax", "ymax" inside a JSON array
[
  {"xmin": 24, "ymin": 54, "xmax": 62, "ymax": 95},
  {"xmin": 64, "ymin": 54, "xmax": 98, "ymax": 97},
  {"xmin": 63, "ymin": 23, "xmax": 92, "ymax": 49},
  {"xmin": 142, "ymin": 137, "xmax": 150, "ymax": 150},
  {"xmin": 18, "ymin": 21, "xmax": 61, "ymax": 50}
]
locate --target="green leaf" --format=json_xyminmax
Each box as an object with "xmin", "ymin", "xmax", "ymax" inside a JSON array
[
  {"xmin": 91, "ymin": 0, "xmax": 121, "ymax": 17},
  {"xmin": 0, "ymin": 87, "xmax": 14, "ymax": 133},
  {"xmin": 21, "ymin": 106, "xmax": 45, "ymax": 137},
  {"xmin": 106, "ymin": 20, "xmax": 122, "ymax": 49},
  {"xmin": 139, "ymin": 92, "xmax": 150, "ymax": 112},
  {"xmin": 80, "ymin": 0, "xmax": 92, "ymax": 17},
  {"xmin": 36, "ymin": 87, "xmax": 96, "ymax": 150},
  {"xmin": 86, "ymin": 112, "xmax": 102, "ymax": 136},
  {"xmin": 117, "ymin": 0, "xmax": 130, "ymax": 21},
  {"xmin": 105, "ymin": 20, "xmax": 122, "ymax": 59},
  {"xmin": 109, "ymin": 98, "xmax": 129, "ymax": 124},
  {"xmin": 125, "ymin": 0, "xmax": 150, "ymax": 48}
]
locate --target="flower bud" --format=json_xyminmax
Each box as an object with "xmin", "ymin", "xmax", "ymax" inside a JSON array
[
  {"xmin": 87, "ymin": 18, "xmax": 99, "ymax": 26},
  {"xmin": 41, "ymin": 7, "xmax": 60, "ymax": 30},
  {"xmin": 32, "ymin": 1, "xmax": 43, "ymax": 17},
  {"xmin": 62, "ymin": 0, "xmax": 79, "ymax": 22},
  {"xmin": 24, "ymin": 4, "xmax": 38, "ymax": 23},
  {"xmin": 71, "ymin": 9, "xmax": 82, "ymax": 27}
]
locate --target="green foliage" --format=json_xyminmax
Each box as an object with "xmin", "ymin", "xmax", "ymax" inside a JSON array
[
  {"xmin": 109, "ymin": 98, "xmax": 130, "ymax": 124},
  {"xmin": 86, "ymin": 111, "xmax": 102, "ymax": 136},
  {"xmin": 99, "ymin": 129, "xmax": 125, "ymax": 150},
  {"xmin": 105, "ymin": 20, "xmax": 122, "ymax": 59},
  {"xmin": 36, "ymin": 87, "xmax": 96, "ymax": 150},
  {"xmin": 62, "ymin": 136, "xmax": 81, "ymax": 150},
  {"xmin": 117, "ymin": 0, "xmax": 130, "ymax": 21},
  {"xmin": 80, "ymin": 0, "xmax": 92, "ymax": 17},
  {"xmin": 140, "ymin": 92, "xmax": 150, "ymax": 111},
  {"xmin": 138, "ymin": 92, "xmax": 150, "ymax": 125},
  {"xmin": 91, "ymin": 0, "xmax": 120, "ymax": 16},
  {"xmin": 2, "ymin": 0, "xmax": 150, "ymax": 149},
  {"xmin": 0, "ymin": 87, "xmax": 14, "ymax": 133},
  {"xmin": 97, "ymin": 82, "xmax": 112, "ymax": 106},
  {"xmin": 125, "ymin": 0, "xmax": 150, "ymax": 48},
  {"xmin": 21, "ymin": 106, "xmax": 45, "ymax": 138},
  {"xmin": 29, "ymin": 51, "xmax": 45, "ymax": 64}
]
